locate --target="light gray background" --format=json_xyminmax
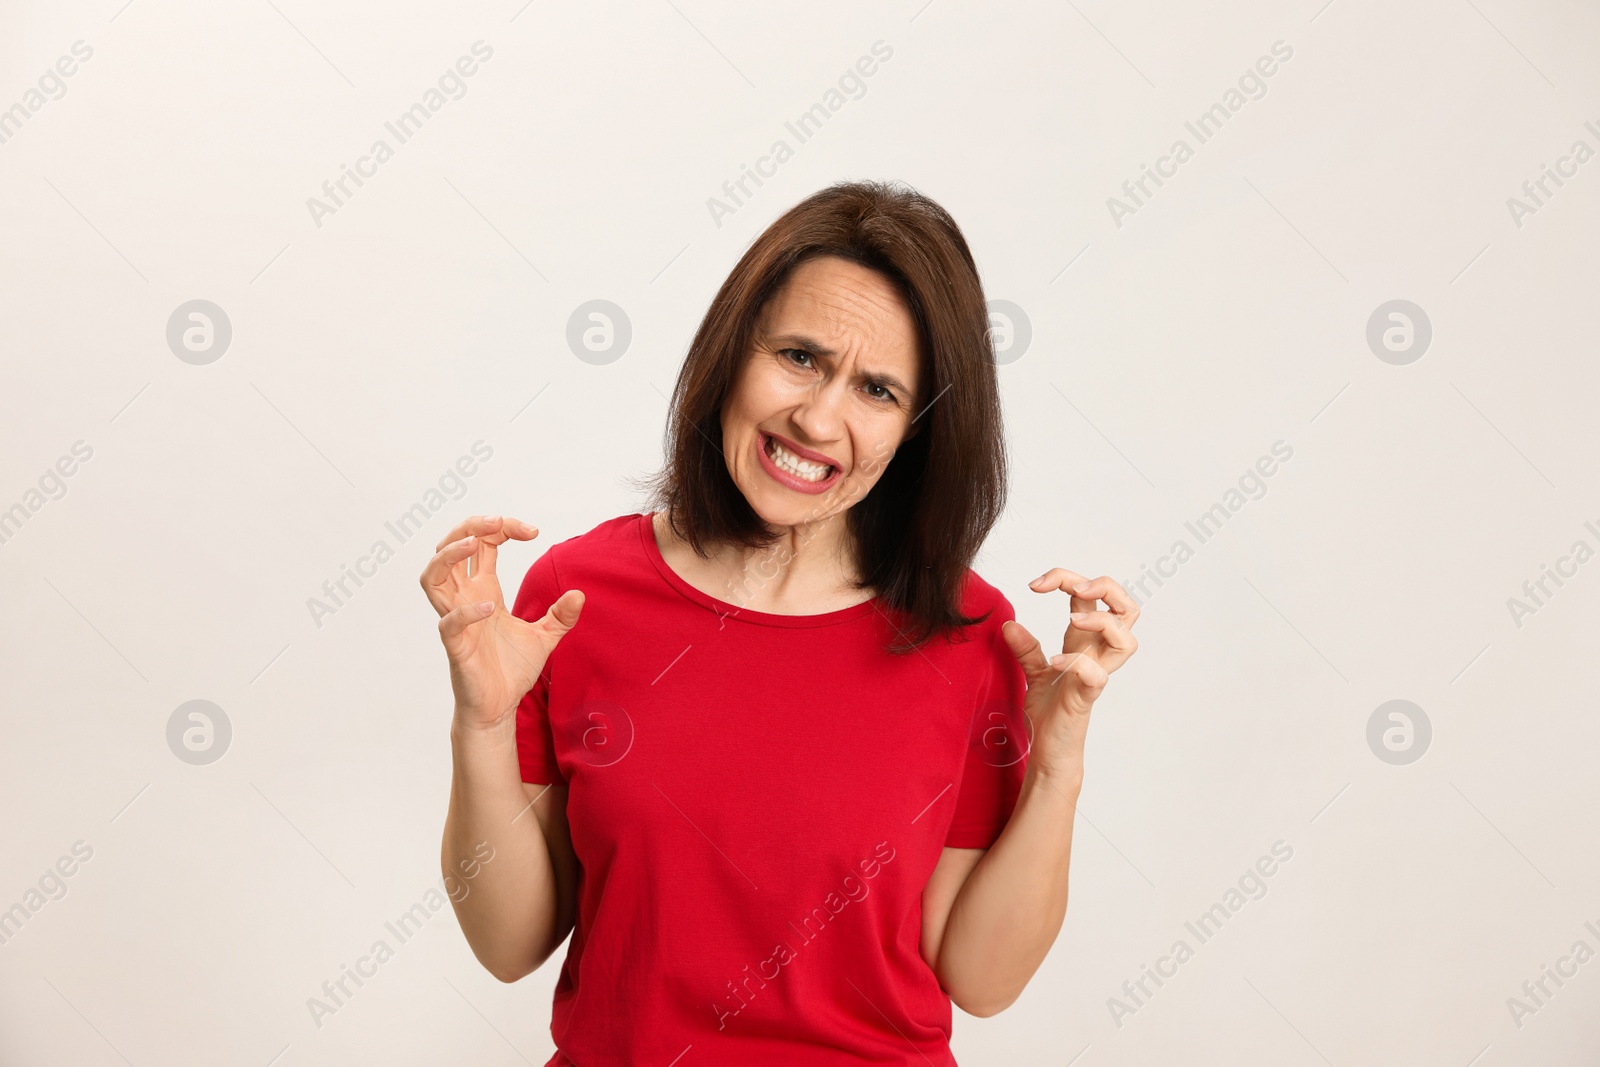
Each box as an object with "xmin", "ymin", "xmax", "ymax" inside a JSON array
[{"xmin": 2, "ymin": 0, "xmax": 1597, "ymax": 1064}]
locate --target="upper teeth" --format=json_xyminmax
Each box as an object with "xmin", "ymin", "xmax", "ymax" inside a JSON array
[{"xmin": 769, "ymin": 438, "xmax": 831, "ymax": 481}]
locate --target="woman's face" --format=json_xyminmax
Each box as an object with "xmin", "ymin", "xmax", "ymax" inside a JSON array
[{"xmin": 720, "ymin": 254, "xmax": 924, "ymax": 530}]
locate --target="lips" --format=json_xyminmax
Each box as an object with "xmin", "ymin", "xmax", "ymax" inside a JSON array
[
  {"xmin": 763, "ymin": 432, "xmax": 838, "ymax": 468},
  {"xmin": 757, "ymin": 432, "xmax": 843, "ymax": 495}
]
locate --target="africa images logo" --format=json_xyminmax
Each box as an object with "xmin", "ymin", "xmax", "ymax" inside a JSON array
[{"xmin": 712, "ymin": 840, "xmax": 896, "ymax": 1031}]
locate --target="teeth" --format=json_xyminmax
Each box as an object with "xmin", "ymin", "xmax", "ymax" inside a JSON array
[{"xmin": 767, "ymin": 437, "xmax": 831, "ymax": 482}]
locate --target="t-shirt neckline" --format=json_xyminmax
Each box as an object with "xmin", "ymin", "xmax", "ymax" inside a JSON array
[{"xmin": 636, "ymin": 512, "xmax": 884, "ymax": 628}]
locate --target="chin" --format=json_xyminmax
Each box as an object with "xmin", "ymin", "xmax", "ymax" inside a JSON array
[
  {"xmin": 744, "ymin": 478, "xmax": 857, "ymax": 529},
  {"xmin": 745, "ymin": 492, "xmax": 817, "ymax": 527}
]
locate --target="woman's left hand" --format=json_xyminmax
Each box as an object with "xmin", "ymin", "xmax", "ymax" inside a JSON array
[{"xmin": 1001, "ymin": 570, "xmax": 1140, "ymax": 769}]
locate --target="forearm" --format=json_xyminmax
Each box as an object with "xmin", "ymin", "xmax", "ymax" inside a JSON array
[
  {"xmin": 936, "ymin": 744, "xmax": 1082, "ymax": 1015},
  {"xmin": 442, "ymin": 716, "xmax": 562, "ymax": 981}
]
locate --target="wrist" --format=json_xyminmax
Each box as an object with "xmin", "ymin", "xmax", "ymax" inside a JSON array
[
  {"xmin": 451, "ymin": 708, "xmax": 517, "ymax": 746},
  {"xmin": 1026, "ymin": 736, "xmax": 1085, "ymax": 795}
]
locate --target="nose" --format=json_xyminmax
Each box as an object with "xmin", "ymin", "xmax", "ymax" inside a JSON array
[{"xmin": 789, "ymin": 374, "xmax": 847, "ymax": 450}]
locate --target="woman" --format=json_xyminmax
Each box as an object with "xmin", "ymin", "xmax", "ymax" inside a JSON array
[{"xmin": 422, "ymin": 181, "xmax": 1138, "ymax": 1065}]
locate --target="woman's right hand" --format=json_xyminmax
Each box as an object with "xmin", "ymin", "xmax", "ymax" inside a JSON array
[{"xmin": 420, "ymin": 515, "xmax": 584, "ymax": 732}]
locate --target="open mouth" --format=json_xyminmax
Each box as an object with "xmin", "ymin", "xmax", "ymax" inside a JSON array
[{"xmin": 759, "ymin": 432, "xmax": 841, "ymax": 492}]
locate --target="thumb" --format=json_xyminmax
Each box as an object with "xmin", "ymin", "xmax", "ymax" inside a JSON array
[
  {"xmin": 1001, "ymin": 618, "xmax": 1052, "ymax": 678},
  {"xmin": 540, "ymin": 588, "xmax": 585, "ymax": 640}
]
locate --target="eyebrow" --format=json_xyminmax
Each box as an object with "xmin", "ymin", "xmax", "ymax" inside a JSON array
[{"xmin": 769, "ymin": 332, "xmax": 914, "ymax": 399}]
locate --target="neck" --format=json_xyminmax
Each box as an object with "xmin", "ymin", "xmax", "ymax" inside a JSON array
[{"xmin": 654, "ymin": 510, "xmax": 872, "ymax": 614}]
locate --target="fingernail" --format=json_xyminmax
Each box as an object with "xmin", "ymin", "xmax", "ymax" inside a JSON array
[
  {"xmin": 1072, "ymin": 582, "xmax": 1091, "ymax": 593},
  {"xmin": 1070, "ymin": 612, "xmax": 1088, "ymax": 620},
  {"xmin": 1030, "ymin": 575, "xmax": 1047, "ymax": 587},
  {"xmin": 485, "ymin": 514, "xmax": 501, "ymax": 523},
  {"xmin": 478, "ymin": 601, "xmax": 494, "ymax": 613}
]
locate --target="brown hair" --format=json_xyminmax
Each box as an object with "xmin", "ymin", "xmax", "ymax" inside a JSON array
[{"xmin": 643, "ymin": 179, "xmax": 1008, "ymax": 653}]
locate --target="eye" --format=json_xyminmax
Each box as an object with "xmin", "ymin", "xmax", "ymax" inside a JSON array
[
  {"xmin": 864, "ymin": 381, "xmax": 897, "ymax": 404},
  {"xmin": 779, "ymin": 347, "xmax": 814, "ymax": 368}
]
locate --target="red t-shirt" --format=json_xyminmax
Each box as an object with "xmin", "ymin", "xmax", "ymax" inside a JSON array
[{"xmin": 511, "ymin": 512, "xmax": 1030, "ymax": 1066}]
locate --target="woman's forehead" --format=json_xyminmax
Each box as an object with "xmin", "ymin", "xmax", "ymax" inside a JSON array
[{"xmin": 760, "ymin": 263, "xmax": 918, "ymax": 360}]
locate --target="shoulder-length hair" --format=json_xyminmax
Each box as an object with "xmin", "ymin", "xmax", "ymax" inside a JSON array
[{"xmin": 643, "ymin": 179, "xmax": 1008, "ymax": 654}]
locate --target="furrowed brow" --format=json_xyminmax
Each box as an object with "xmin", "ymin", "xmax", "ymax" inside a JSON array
[
  {"xmin": 770, "ymin": 333, "xmax": 911, "ymax": 397},
  {"xmin": 771, "ymin": 332, "xmax": 836, "ymax": 357}
]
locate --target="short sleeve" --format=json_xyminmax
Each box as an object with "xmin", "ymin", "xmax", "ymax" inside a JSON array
[
  {"xmin": 945, "ymin": 596, "xmax": 1029, "ymax": 849},
  {"xmin": 510, "ymin": 546, "xmax": 567, "ymax": 786}
]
